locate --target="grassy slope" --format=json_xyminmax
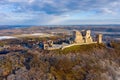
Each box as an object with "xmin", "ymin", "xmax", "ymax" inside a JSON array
[{"xmin": 51, "ymin": 43, "xmax": 106, "ymax": 54}]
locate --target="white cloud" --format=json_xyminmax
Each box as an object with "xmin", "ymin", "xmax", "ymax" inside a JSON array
[
  {"xmin": 4, "ymin": 0, "xmax": 120, "ymax": 15},
  {"xmin": 101, "ymin": 8, "xmax": 116, "ymax": 14},
  {"xmin": 28, "ymin": 0, "xmax": 34, "ymax": 3},
  {"xmin": 8, "ymin": 0, "xmax": 34, "ymax": 4},
  {"xmin": 8, "ymin": 0, "xmax": 26, "ymax": 2},
  {"xmin": 0, "ymin": 0, "xmax": 120, "ymax": 25}
]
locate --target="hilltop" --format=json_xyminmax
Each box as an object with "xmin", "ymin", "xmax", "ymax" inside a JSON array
[{"xmin": 0, "ymin": 41, "xmax": 120, "ymax": 80}]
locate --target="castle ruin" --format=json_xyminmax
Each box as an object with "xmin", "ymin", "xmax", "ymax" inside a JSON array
[
  {"xmin": 73, "ymin": 30, "xmax": 93, "ymax": 44},
  {"xmin": 42, "ymin": 30, "xmax": 103, "ymax": 50}
]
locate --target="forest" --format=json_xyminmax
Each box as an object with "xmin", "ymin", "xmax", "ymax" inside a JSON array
[{"xmin": 0, "ymin": 39, "xmax": 120, "ymax": 80}]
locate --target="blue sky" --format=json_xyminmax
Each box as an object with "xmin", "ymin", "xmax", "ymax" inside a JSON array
[{"xmin": 0, "ymin": 0, "xmax": 120, "ymax": 25}]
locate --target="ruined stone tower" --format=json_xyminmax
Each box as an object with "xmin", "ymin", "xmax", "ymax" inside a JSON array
[
  {"xmin": 73, "ymin": 30, "xmax": 84, "ymax": 43},
  {"xmin": 81, "ymin": 30, "xmax": 93, "ymax": 43},
  {"xmin": 96, "ymin": 34, "xmax": 102, "ymax": 43},
  {"xmin": 84, "ymin": 30, "xmax": 93, "ymax": 43}
]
